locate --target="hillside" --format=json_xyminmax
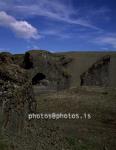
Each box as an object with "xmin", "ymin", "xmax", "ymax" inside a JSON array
[
  {"xmin": 0, "ymin": 50, "xmax": 116, "ymax": 150},
  {"xmin": 6, "ymin": 50, "xmax": 116, "ymax": 89},
  {"xmin": 35, "ymin": 86, "xmax": 116, "ymax": 150},
  {"xmin": 59, "ymin": 52, "xmax": 116, "ymax": 87}
]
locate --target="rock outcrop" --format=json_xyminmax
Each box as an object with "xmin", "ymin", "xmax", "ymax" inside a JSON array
[
  {"xmin": 0, "ymin": 52, "xmax": 13, "ymax": 64},
  {"xmin": 14, "ymin": 50, "xmax": 72, "ymax": 90},
  {"xmin": 80, "ymin": 55, "xmax": 110, "ymax": 86},
  {"xmin": 0, "ymin": 53, "xmax": 36, "ymax": 134}
]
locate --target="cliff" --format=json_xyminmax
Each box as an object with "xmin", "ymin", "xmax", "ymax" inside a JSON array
[
  {"xmin": 13, "ymin": 50, "xmax": 72, "ymax": 90},
  {"xmin": 80, "ymin": 55, "xmax": 110, "ymax": 86},
  {"xmin": 0, "ymin": 52, "xmax": 36, "ymax": 135}
]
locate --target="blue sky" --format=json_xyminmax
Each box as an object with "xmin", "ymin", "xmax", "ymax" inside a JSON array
[{"xmin": 0, "ymin": 0, "xmax": 116, "ymax": 53}]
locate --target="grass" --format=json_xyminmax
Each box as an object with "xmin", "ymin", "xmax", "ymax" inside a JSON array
[
  {"xmin": 0, "ymin": 140, "xmax": 8, "ymax": 150},
  {"xmin": 59, "ymin": 52, "xmax": 116, "ymax": 87},
  {"xmin": 35, "ymin": 86, "xmax": 116, "ymax": 150},
  {"xmin": 0, "ymin": 84, "xmax": 116, "ymax": 149}
]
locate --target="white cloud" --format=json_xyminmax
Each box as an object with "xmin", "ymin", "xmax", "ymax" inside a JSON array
[
  {"xmin": 0, "ymin": 0, "xmax": 99, "ymax": 29},
  {"xmin": 0, "ymin": 11, "xmax": 39, "ymax": 39},
  {"xmin": 94, "ymin": 35, "xmax": 116, "ymax": 48},
  {"xmin": 0, "ymin": 0, "xmax": 113, "ymax": 45}
]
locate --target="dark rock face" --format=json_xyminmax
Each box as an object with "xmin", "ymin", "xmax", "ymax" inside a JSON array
[
  {"xmin": 22, "ymin": 52, "xmax": 33, "ymax": 69},
  {"xmin": 0, "ymin": 57, "xmax": 36, "ymax": 134},
  {"xmin": 80, "ymin": 55, "xmax": 110, "ymax": 86},
  {"xmin": 14, "ymin": 50, "xmax": 72, "ymax": 90},
  {"xmin": 32, "ymin": 73, "xmax": 46, "ymax": 85}
]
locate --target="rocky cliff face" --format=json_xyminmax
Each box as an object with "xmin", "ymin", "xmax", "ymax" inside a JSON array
[
  {"xmin": 80, "ymin": 55, "xmax": 110, "ymax": 86},
  {"xmin": 14, "ymin": 50, "xmax": 72, "ymax": 90},
  {"xmin": 0, "ymin": 53, "xmax": 36, "ymax": 134}
]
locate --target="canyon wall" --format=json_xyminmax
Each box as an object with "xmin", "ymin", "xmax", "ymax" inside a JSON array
[{"xmin": 80, "ymin": 55, "xmax": 110, "ymax": 86}]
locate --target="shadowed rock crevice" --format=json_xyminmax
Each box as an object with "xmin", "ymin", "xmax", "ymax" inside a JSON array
[
  {"xmin": 32, "ymin": 73, "xmax": 46, "ymax": 85},
  {"xmin": 80, "ymin": 55, "xmax": 110, "ymax": 86},
  {"xmin": 22, "ymin": 52, "xmax": 33, "ymax": 69}
]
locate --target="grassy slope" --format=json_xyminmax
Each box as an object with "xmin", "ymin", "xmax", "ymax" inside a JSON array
[
  {"xmin": 35, "ymin": 86, "xmax": 116, "ymax": 150},
  {"xmin": 58, "ymin": 52, "xmax": 116, "ymax": 87}
]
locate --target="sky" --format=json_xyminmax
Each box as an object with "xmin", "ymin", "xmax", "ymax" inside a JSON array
[{"xmin": 0, "ymin": 0, "xmax": 116, "ymax": 53}]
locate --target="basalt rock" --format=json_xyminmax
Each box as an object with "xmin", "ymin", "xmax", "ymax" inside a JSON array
[
  {"xmin": 80, "ymin": 55, "xmax": 110, "ymax": 86},
  {"xmin": 14, "ymin": 50, "xmax": 72, "ymax": 90},
  {"xmin": 0, "ymin": 56, "xmax": 36, "ymax": 134}
]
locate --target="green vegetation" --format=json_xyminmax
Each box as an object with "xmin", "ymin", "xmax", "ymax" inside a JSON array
[
  {"xmin": 0, "ymin": 140, "xmax": 8, "ymax": 150},
  {"xmin": 62, "ymin": 68, "xmax": 71, "ymax": 78},
  {"xmin": 36, "ymin": 86, "xmax": 116, "ymax": 150}
]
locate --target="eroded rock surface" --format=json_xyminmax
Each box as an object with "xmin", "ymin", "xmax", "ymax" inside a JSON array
[
  {"xmin": 80, "ymin": 55, "xmax": 110, "ymax": 86},
  {"xmin": 14, "ymin": 50, "xmax": 72, "ymax": 90},
  {"xmin": 0, "ymin": 54, "xmax": 36, "ymax": 134}
]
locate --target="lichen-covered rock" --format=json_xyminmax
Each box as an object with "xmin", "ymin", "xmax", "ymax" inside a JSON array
[
  {"xmin": 0, "ymin": 52, "xmax": 13, "ymax": 64},
  {"xmin": 80, "ymin": 55, "xmax": 110, "ymax": 86},
  {"xmin": 0, "ymin": 61, "xmax": 36, "ymax": 134}
]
